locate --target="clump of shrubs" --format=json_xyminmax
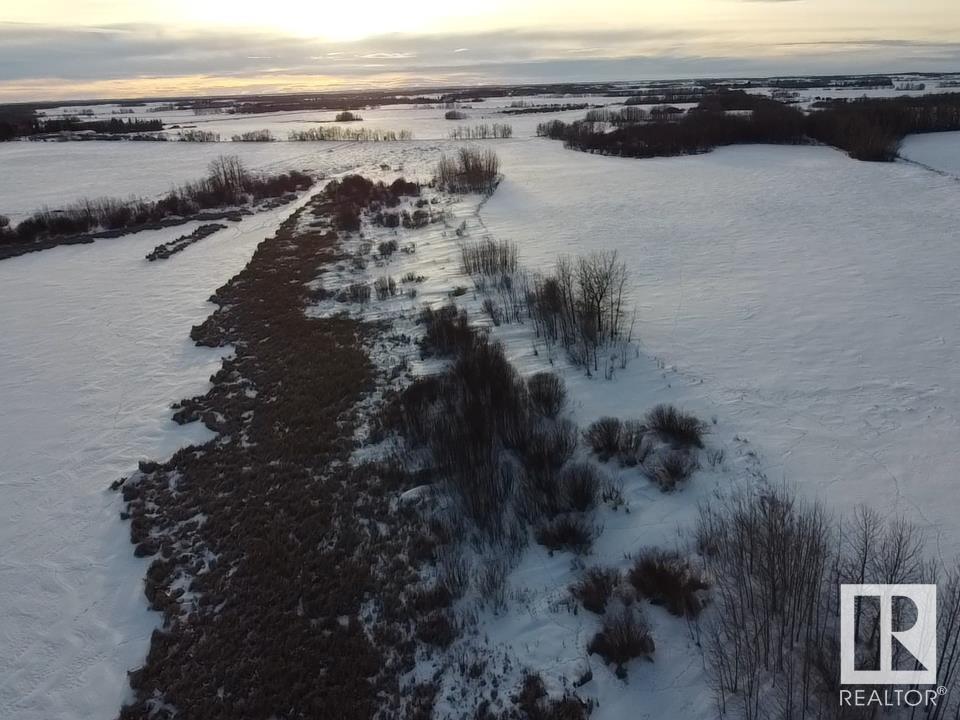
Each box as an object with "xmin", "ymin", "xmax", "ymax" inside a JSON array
[
  {"xmin": 231, "ymin": 129, "xmax": 273, "ymax": 142},
  {"xmin": 649, "ymin": 449, "xmax": 695, "ymax": 491},
  {"xmin": 587, "ymin": 605, "xmax": 655, "ymax": 672},
  {"xmin": 645, "ymin": 404, "xmax": 706, "ymax": 448},
  {"xmin": 444, "ymin": 110, "xmax": 468, "ymax": 120},
  {"xmin": 335, "ymin": 111, "xmax": 362, "ymax": 122},
  {"xmin": 584, "ymin": 417, "xmax": 622, "ymax": 460},
  {"xmin": 3, "ymin": 156, "xmax": 313, "ymax": 246},
  {"xmin": 460, "ymin": 237, "xmax": 519, "ymax": 276},
  {"xmin": 418, "ymin": 304, "xmax": 474, "ymax": 357},
  {"xmin": 378, "ymin": 239, "xmax": 398, "ymax": 257},
  {"xmin": 628, "ymin": 549, "xmax": 708, "ymax": 618},
  {"xmin": 514, "ymin": 673, "xmax": 590, "ymax": 720},
  {"xmin": 571, "ymin": 566, "xmax": 620, "ymax": 614},
  {"xmin": 535, "ymin": 514, "xmax": 597, "ymax": 554},
  {"xmin": 338, "ymin": 282, "xmax": 371, "ymax": 304},
  {"xmin": 527, "ymin": 372, "xmax": 566, "ymax": 418},
  {"xmin": 434, "ymin": 147, "xmax": 500, "ymax": 194},
  {"xmin": 559, "ymin": 462, "xmax": 602, "ymax": 512},
  {"xmin": 374, "ymin": 276, "xmax": 397, "ymax": 300}
]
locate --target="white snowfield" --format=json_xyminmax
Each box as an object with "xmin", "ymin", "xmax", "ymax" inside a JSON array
[
  {"xmin": 0, "ymin": 198, "xmax": 312, "ymax": 720},
  {"xmin": 481, "ymin": 139, "xmax": 960, "ymax": 560},
  {"xmin": 1, "ymin": 92, "xmax": 960, "ymax": 718}
]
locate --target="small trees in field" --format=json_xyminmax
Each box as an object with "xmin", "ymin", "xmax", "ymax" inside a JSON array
[
  {"xmin": 530, "ymin": 252, "xmax": 632, "ymax": 372},
  {"xmin": 434, "ymin": 148, "xmax": 501, "ymax": 194}
]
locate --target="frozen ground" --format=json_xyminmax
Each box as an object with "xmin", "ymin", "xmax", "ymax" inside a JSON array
[
  {"xmin": 901, "ymin": 131, "xmax": 960, "ymax": 178},
  {"xmin": 481, "ymin": 139, "xmax": 960, "ymax": 559},
  {"xmin": 0, "ymin": 196, "xmax": 312, "ymax": 720},
  {"xmin": 3, "ymin": 95, "xmax": 960, "ymax": 718}
]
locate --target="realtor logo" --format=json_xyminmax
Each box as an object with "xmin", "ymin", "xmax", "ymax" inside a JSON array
[{"xmin": 840, "ymin": 584, "xmax": 937, "ymax": 685}]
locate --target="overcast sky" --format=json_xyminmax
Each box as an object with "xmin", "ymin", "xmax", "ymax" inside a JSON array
[{"xmin": 2, "ymin": 0, "xmax": 959, "ymax": 101}]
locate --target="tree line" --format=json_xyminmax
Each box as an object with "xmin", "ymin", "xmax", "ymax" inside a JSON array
[{"xmin": 538, "ymin": 91, "xmax": 960, "ymax": 162}]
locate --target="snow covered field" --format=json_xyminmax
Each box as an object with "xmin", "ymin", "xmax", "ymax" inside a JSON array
[
  {"xmin": 3, "ymin": 88, "xmax": 960, "ymax": 717},
  {"xmin": 0, "ymin": 199, "xmax": 311, "ymax": 720},
  {"xmin": 901, "ymin": 130, "xmax": 960, "ymax": 177},
  {"xmin": 481, "ymin": 139, "xmax": 960, "ymax": 559}
]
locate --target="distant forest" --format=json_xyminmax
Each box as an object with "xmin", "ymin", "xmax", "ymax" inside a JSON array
[
  {"xmin": 538, "ymin": 91, "xmax": 960, "ymax": 161},
  {"xmin": 0, "ymin": 111, "xmax": 162, "ymax": 140}
]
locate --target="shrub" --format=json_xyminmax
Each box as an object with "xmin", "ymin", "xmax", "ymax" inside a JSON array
[
  {"xmin": 416, "ymin": 611, "xmax": 457, "ymax": 648},
  {"xmin": 449, "ymin": 123, "xmax": 513, "ymax": 140},
  {"xmin": 338, "ymin": 282, "xmax": 371, "ymax": 304},
  {"xmin": 5, "ymin": 156, "xmax": 312, "ymax": 245},
  {"xmin": 460, "ymin": 237, "xmax": 519, "ymax": 276},
  {"xmin": 530, "ymin": 252, "xmax": 632, "ymax": 373},
  {"xmin": 649, "ymin": 449, "xmax": 694, "ymax": 491},
  {"xmin": 584, "ymin": 417, "xmax": 622, "ymax": 460},
  {"xmin": 522, "ymin": 420, "xmax": 578, "ymax": 478},
  {"xmin": 335, "ymin": 111, "xmax": 362, "ymax": 122},
  {"xmin": 231, "ymin": 129, "xmax": 274, "ymax": 142},
  {"xmin": 628, "ymin": 549, "xmax": 708, "ymax": 618},
  {"xmin": 374, "ymin": 276, "xmax": 397, "ymax": 300},
  {"xmin": 378, "ymin": 239, "xmax": 398, "ymax": 257},
  {"xmin": 289, "ymin": 127, "xmax": 412, "ymax": 141},
  {"xmin": 645, "ymin": 404, "xmax": 706, "ymax": 448},
  {"xmin": 559, "ymin": 462, "xmax": 602, "ymax": 512},
  {"xmin": 179, "ymin": 129, "xmax": 220, "ymax": 142},
  {"xmin": 418, "ymin": 304, "xmax": 474, "ymax": 356},
  {"xmin": 401, "ymin": 209, "xmax": 430, "ymax": 228},
  {"xmin": 527, "ymin": 372, "xmax": 566, "ymax": 418},
  {"xmin": 535, "ymin": 515, "xmax": 597, "ymax": 554},
  {"xmin": 587, "ymin": 605, "xmax": 654, "ymax": 669},
  {"xmin": 434, "ymin": 147, "xmax": 500, "ymax": 194},
  {"xmin": 571, "ymin": 566, "xmax": 620, "ymax": 614},
  {"xmin": 514, "ymin": 673, "xmax": 590, "ymax": 720},
  {"xmin": 444, "ymin": 110, "xmax": 468, "ymax": 120},
  {"xmin": 618, "ymin": 419, "xmax": 649, "ymax": 466}
]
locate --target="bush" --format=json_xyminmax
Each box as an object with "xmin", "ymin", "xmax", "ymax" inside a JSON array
[
  {"xmin": 628, "ymin": 549, "xmax": 708, "ymax": 618},
  {"xmin": 530, "ymin": 252, "xmax": 632, "ymax": 373},
  {"xmin": 559, "ymin": 462, "xmax": 602, "ymax": 512},
  {"xmin": 618, "ymin": 419, "xmax": 649, "ymax": 466},
  {"xmin": 434, "ymin": 147, "xmax": 500, "ymax": 194},
  {"xmin": 378, "ymin": 239, "xmax": 398, "ymax": 257},
  {"xmin": 571, "ymin": 566, "xmax": 620, "ymax": 614},
  {"xmin": 418, "ymin": 304, "xmax": 474, "ymax": 356},
  {"xmin": 514, "ymin": 673, "xmax": 590, "ymax": 720},
  {"xmin": 587, "ymin": 605, "xmax": 654, "ymax": 669},
  {"xmin": 645, "ymin": 404, "xmax": 706, "ymax": 448},
  {"xmin": 649, "ymin": 449, "xmax": 695, "ymax": 491},
  {"xmin": 449, "ymin": 123, "xmax": 513, "ymax": 140},
  {"xmin": 535, "ymin": 514, "xmax": 597, "ymax": 554},
  {"xmin": 338, "ymin": 282, "xmax": 371, "ymax": 304},
  {"xmin": 5, "ymin": 156, "xmax": 312, "ymax": 245},
  {"xmin": 444, "ymin": 110, "xmax": 468, "ymax": 120},
  {"xmin": 289, "ymin": 127, "xmax": 411, "ymax": 141},
  {"xmin": 231, "ymin": 129, "xmax": 274, "ymax": 142},
  {"xmin": 527, "ymin": 372, "xmax": 566, "ymax": 418},
  {"xmin": 374, "ymin": 276, "xmax": 397, "ymax": 300},
  {"xmin": 460, "ymin": 237, "xmax": 518, "ymax": 276},
  {"xmin": 179, "ymin": 129, "xmax": 220, "ymax": 142},
  {"xmin": 416, "ymin": 611, "xmax": 457, "ymax": 648},
  {"xmin": 335, "ymin": 111, "xmax": 362, "ymax": 122},
  {"xmin": 584, "ymin": 417, "xmax": 622, "ymax": 460}
]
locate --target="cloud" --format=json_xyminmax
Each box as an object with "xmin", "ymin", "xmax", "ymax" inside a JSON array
[{"xmin": 0, "ymin": 21, "xmax": 957, "ymax": 101}]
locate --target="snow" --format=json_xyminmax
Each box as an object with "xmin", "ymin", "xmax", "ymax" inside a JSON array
[
  {"xmin": 0, "ymin": 196, "xmax": 312, "ymax": 720},
  {"xmin": 4, "ymin": 91, "xmax": 960, "ymax": 718},
  {"xmin": 481, "ymin": 140, "xmax": 960, "ymax": 559},
  {"xmin": 901, "ymin": 131, "xmax": 960, "ymax": 178}
]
